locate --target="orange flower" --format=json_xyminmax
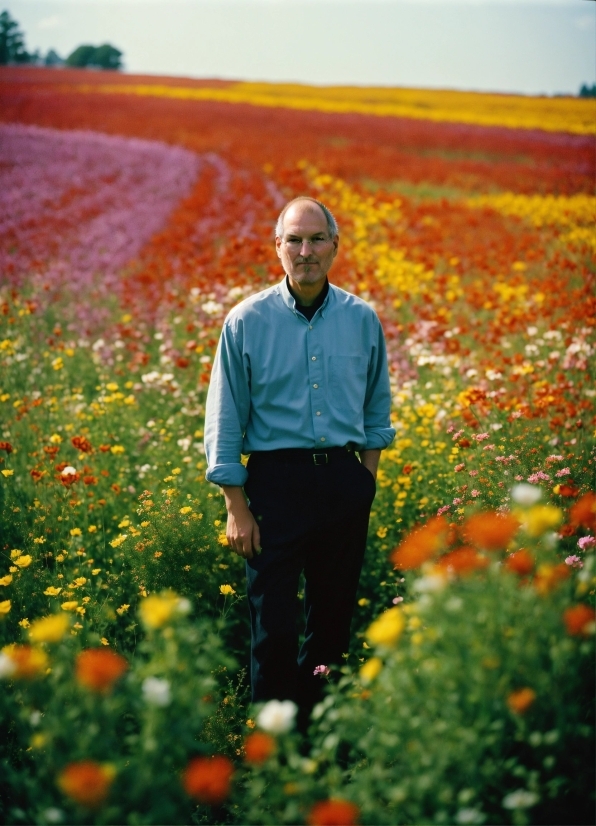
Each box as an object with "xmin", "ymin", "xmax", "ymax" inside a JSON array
[
  {"xmin": 391, "ymin": 516, "xmax": 448, "ymax": 570},
  {"xmin": 71, "ymin": 436, "xmax": 93, "ymax": 453},
  {"xmin": 504, "ymin": 549, "xmax": 534, "ymax": 576},
  {"xmin": 57, "ymin": 760, "xmax": 115, "ymax": 808},
  {"xmin": 2, "ymin": 644, "xmax": 48, "ymax": 678},
  {"xmin": 507, "ymin": 687, "xmax": 536, "ymax": 714},
  {"xmin": 182, "ymin": 755, "xmax": 234, "ymax": 805},
  {"xmin": 533, "ymin": 563, "xmax": 569, "ymax": 595},
  {"xmin": 436, "ymin": 546, "xmax": 489, "ymax": 576},
  {"xmin": 463, "ymin": 511, "xmax": 520, "ymax": 551},
  {"xmin": 308, "ymin": 799, "xmax": 360, "ymax": 826},
  {"xmin": 563, "ymin": 604, "xmax": 596, "ymax": 637},
  {"xmin": 75, "ymin": 648, "xmax": 128, "ymax": 693},
  {"xmin": 569, "ymin": 492, "xmax": 596, "ymax": 530},
  {"xmin": 244, "ymin": 731, "xmax": 276, "ymax": 764}
]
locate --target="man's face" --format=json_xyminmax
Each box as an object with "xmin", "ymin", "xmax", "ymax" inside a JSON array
[{"xmin": 276, "ymin": 202, "xmax": 338, "ymax": 288}]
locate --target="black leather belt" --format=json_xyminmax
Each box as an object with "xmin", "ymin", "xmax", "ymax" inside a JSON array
[{"xmin": 251, "ymin": 445, "xmax": 356, "ymax": 466}]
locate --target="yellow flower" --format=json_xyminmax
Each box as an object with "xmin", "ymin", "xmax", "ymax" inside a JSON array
[
  {"xmin": 0, "ymin": 599, "xmax": 11, "ymax": 614},
  {"xmin": 29, "ymin": 613, "xmax": 70, "ymax": 643},
  {"xmin": 118, "ymin": 518, "xmax": 130, "ymax": 528},
  {"xmin": 172, "ymin": 467, "xmax": 181, "ymax": 475},
  {"xmin": 73, "ymin": 577, "xmax": 87, "ymax": 587},
  {"xmin": 33, "ymin": 537, "xmax": 46, "ymax": 545},
  {"xmin": 180, "ymin": 506, "xmax": 192, "ymax": 515},
  {"xmin": 101, "ymin": 637, "xmax": 109, "ymax": 645},
  {"xmin": 49, "ymin": 433, "xmax": 62, "ymax": 444},
  {"xmin": 360, "ymin": 656, "xmax": 383, "ymax": 682},
  {"xmin": 61, "ymin": 601, "xmax": 78, "ymax": 612},
  {"xmin": 110, "ymin": 445, "xmax": 125, "ymax": 455},
  {"xmin": 15, "ymin": 555, "xmax": 33, "ymax": 568},
  {"xmin": 109, "ymin": 535, "xmax": 128, "ymax": 548},
  {"xmin": 43, "ymin": 586, "xmax": 62, "ymax": 596},
  {"xmin": 70, "ymin": 528, "xmax": 82, "ymax": 537},
  {"xmin": 139, "ymin": 592, "xmax": 180, "ymax": 629},
  {"xmin": 10, "ymin": 549, "xmax": 22, "ymax": 560},
  {"xmin": 366, "ymin": 607, "xmax": 405, "ymax": 647},
  {"xmin": 217, "ymin": 532, "xmax": 229, "ymax": 546},
  {"xmin": 51, "ymin": 357, "xmax": 63, "ymax": 371},
  {"xmin": 106, "ymin": 382, "xmax": 119, "ymax": 391},
  {"xmin": 18, "ymin": 618, "xmax": 30, "ymax": 628},
  {"xmin": 0, "ymin": 575, "xmax": 13, "ymax": 586},
  {"xmin": 30, "ymin": 732, "xmax": 48, "ymax": 750},
  {"xmin": 523, "ymin": 505, "xmax": 563, "ymax": 538},
  {"xmin": 91, "ymin": 568, "xmax": 101, "ymax": 575},
  {"xmin": 219, "ymin": 584, "xmax": 236, "ymax": 596},
  {"xmin": 1, "ymin": 469, "xmax": 14, "ymax": 477},
  {"xmin": 116, "ymin": 604, "xmax": 130, "ymax": 615},
  {"xmin": 9, "ymin": 566, "xmax": 17, "ymax": 573},
  {"xmin": 88, "ymin": 525, "xmax": 98, "ymax": 533}
]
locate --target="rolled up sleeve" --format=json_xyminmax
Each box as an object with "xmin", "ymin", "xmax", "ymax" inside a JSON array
[
  {"xmin": 204, "ymin": 319, "xmax": 250, "ymax": 487},
  {"xmin": 363, "ymin": 318, "xmax": 395, "ymax": 450}
]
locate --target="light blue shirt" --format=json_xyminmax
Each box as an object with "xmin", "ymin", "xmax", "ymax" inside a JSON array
[{"xmin": 204, "ymin": 277, "xmax": 395, "ymax": 486}]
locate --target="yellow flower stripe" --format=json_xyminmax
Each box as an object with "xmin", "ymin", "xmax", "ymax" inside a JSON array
[
  {"xmin": 467, "ymin": 193, "xmax": 596, "ymax": 251},
  {"xmin": 74, "ymin": 82, "xmax": 595, "ymax": 135}
]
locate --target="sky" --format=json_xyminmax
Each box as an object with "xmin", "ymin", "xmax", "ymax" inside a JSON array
[{"xmin": 5, "ymin": 0, "xmax": 596, "ymax": 95}]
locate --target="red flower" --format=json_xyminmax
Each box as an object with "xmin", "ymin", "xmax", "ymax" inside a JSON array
[
  {"xmin": 391, "ymin": 516, "xmax": 448, "ymax": 570},
  {"xmin": 244, "ymin": 731, "xmax": 276, "ymax": 764},
  {"xmin": 563, "ymin": 604, "xmax": 595, "ymax": 637},
  {"xmin": 71, "ymin": 436, "xmax": 93, "ymax": 453},
  {"xmin": 0, "ymin": 441, "xmax": 13, "ymax": 454},
  {"xmin": 463, "ymin": 511, "xmax": 520, "ymax": 551},
  {"xmin": 570, "ymin": 492, "xmax": 596, "ymax": 530},
  {"xmin": 308, "ymin": 799, "xmax": 360, "ymax": 826},
  {"xmin": 57, "ymin": 761, "xmax": 115, "ymax": 808},
  {"xmin": 507, "ymin": 687, "xmax": 536, "ymax": 714},
  {"xmin": 504, "ymin": 549, "xmax": 534, "ymax": 576},
  {"xmin": 182, "ymin": 755, "xmax": 234, "ymax": 805},
  {"xmin": 83, "ymin": 475, "xmax": 97, "ymax": 485},
  {"xmin": 30, "ymin": 469, "xmax": 44, "ymax": 482},
  {"xmin": 75, "ymin": 649, "xmax": 128, "ymax": 693}
]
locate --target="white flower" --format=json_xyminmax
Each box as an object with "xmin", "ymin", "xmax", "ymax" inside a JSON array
[
  {"xmin": 61, "ymin": 466, "xmax": 77, "ymax": 477},
  {"xmin": 42, "ymin": 808, "xmax": 64, "ymax": 824},
  {"xmin": 176, "ymin": 597, "xmax": 192, "ymax": 615},
  {"xmin": 202, "ymin": 300, "xmax": 224, "ymax": 316},
  {"xmin": 502, "ymin": 790, "xmax": 539, "ymax": 810},
  {"xmin": 0, "ymin": 652, "xmax": 16, "ymax": 679},
  {"xmin": 256, "ymin": 699, "xmax": 298, "ymax": 734},
  {"xmin": 142, "ymin": 676, "xmax": 172, "ymax": 707},
  {"xmin": 456, "ymin": 808, "xmax": 485, "ymax": 824},
  {"xmin": 511, "ymin": 483, "xmax": 542, "ymax": 506}
]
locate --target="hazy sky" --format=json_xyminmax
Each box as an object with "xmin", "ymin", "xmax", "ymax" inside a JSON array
[{"xmin": 6, "ymin": 0, "xmax": 596, "ymax": 95}]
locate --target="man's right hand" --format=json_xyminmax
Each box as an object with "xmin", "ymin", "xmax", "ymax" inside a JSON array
[{"xmin": 222, "ymin": 485, "xmax": 261, "ymax": 560}]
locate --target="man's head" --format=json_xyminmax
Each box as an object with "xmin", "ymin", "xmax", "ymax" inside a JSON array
[{"xmin": 275, "ymin": 197, "xmax": 339, "ymax": 289}]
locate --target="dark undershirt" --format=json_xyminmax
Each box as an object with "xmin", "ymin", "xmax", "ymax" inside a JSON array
[{"xmin": 286, "ymin": 276, "xmax": 329, "ymax": 322}]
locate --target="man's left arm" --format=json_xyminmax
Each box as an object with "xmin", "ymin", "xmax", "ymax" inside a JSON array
[{"xmin": 360, "ymin": 316, "xmax": 396, "ymax": 476}]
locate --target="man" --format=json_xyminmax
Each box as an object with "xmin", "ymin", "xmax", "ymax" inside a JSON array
[{"xmin": 205, "ymin": 196, "xmax": 394, "ymax": 724}]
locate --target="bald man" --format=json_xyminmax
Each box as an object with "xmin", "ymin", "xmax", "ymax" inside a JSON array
[{"xmin": 205, "ymin": 197, "xmax": 394, "ymax": 728}]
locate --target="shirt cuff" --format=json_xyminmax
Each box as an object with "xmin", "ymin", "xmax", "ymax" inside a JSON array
[
  {"xmin": 364, "ymin": 427, "xmax": 396, "ymax": 451},
  {"xmin": 205, "ymin": 462, "xmax": 249, "ymax": 487}
]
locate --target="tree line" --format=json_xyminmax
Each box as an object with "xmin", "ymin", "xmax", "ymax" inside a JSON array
[{"xmin": 0, "ymin": 10, "xmax": 122, "ymax": 69}]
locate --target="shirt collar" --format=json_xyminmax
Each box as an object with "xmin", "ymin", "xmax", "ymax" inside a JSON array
[{"xmin": 278, "ymin": 276, "xmax": 333, "ymax": 318}]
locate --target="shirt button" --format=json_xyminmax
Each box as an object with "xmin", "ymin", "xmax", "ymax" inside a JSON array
[
  {"xmin": 311, "ymin": 356, "xmax": 317, "ymax": 361},
  {"xmin": 316, "ymin": 411, "xmax": 321, "ymax": 416},
  {"xmin": 309, "ymin": 325, "xmax": 313, "ymax": 330},
  {"xmin": 313, "ymin": 383, "xmax": 318, "ymax": 389},
  {"xmin": 320, "ymin": 437, "xmax": 326, "ymax": 442}
]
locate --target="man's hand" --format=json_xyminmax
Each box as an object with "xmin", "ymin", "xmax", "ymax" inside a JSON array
[
  {"xmin": 359, "ymin": 448, "xmax": 381, "ymax": 481},
  {"xmin": 222, "ymin": 485, "xmax": 261, "ymax": 560}
]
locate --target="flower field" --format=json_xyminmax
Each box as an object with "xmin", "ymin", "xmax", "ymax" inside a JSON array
[{"xmin": 0, "ymin": 67, "xmax": 595, "ymax": 825}]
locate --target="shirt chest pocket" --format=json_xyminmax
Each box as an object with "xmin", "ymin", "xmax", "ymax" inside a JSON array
[{"xmin": 328, "ymin": 355, "xmax": 368, "ymax": 414}]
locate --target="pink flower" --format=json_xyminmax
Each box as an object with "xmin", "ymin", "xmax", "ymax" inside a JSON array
[
  {"xmin": 446, "ymin": 425, "xmax": 455, "ymax": 434},
  {"xmin": 437, "ymin": 505, "xmax": 451, "ymax": 515},
  {"xmin": 392, "ymin": 596, "xmax": 404, "ymax": 604},
  {"xmin": 565, "ymin": 555, "xmax": 583, "ymax": 569},
  {"xmin": 313, "ymin": 665, "xmax": 330, "ymax": 677},
  {"xmin": 452, "ymin": 429, "xmax": 464, "ymax": 441},
  {"xmin": 514, "ymin": 475, "xmax": 524, "ymax": 481},
  {"xmin": 454, "ymin": 464, "xmax": 465, "ymax": 472},
  {"xmin": 469, "ymin": 470, "xmax": 478, "ymax": 477},
  {"xmin": 546, "ymin": 455, "xmax": 564, "ymax": 462},
  {"xmin": 578, "ymin": 536, "xmax": 595, "ymax": 551},
  {"xmin": 511, "ymin": 411, "xmax": 523, "ymax": 419},
  {"xmin": 555, "ymin": 468, "xmax": 571, "ymax": 477},
  {"xmin": 482, "ymin": 444, "xmax": 496, "ymax": 451},
  {"xmin": 527, "ymin": 471, "xmax": 550, "ymax": 483},
  {"xmin": 471, "ymin": 489, "xmax": 480, "ymax": 498},
  {"xmin": 474, "ymin": 433, "xmax": 490, "ymax": 442},
  {"xmin": 452, "ymin": 497, "xmax": 463, "ymax": 506}
]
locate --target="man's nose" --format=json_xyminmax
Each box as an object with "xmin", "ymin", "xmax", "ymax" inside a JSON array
[{"xmin": 299, "ymin": 240, "xmax": 314, "ymax": 255}]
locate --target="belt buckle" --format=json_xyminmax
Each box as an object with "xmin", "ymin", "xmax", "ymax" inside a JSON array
[{"xmin": 313, "ymin": 452, "xmax": 328, "ymax": 466}]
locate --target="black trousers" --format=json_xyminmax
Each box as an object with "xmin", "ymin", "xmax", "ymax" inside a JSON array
[{"xmin": 244, "ymin": 449, "xmax": 376, "ymax": 720}]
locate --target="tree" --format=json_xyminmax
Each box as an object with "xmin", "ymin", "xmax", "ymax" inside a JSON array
[
  {"xmin": 66, "ymin": 43, "xmax": 122, "ymax": 70},
  {"xmin": 579, "ymin": 83, "xmax": 596, "ymax": 98},
  {"xmin": 44, "ymin": 49, "xmax": 64, "ymax": 67},
  {"xmin": 0, "ymin": 9, "xmax": 31, "ymax": 64}
]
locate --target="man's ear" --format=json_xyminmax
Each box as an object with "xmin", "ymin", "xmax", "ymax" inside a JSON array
[{"xmin": 275, "ymin": 237, "xmax": 283, "ymax": 259}]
